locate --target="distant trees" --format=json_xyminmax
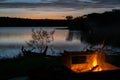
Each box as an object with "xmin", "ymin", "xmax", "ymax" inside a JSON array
[
  {"xmin": 65, "ymin": 16, "xmax": 73, "ymax": 20},
  {"xmin": 0, "ymin": 17, "xmax": 68, "ymax": 27}
]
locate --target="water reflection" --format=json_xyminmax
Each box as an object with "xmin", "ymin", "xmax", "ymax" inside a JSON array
[
  {"xmin": 0, "ymin": 27, "xmax": 87, "ymax": 58},
  {"xmin": 80, "ymin": 27, "xmax": 120, "ymax": 47},
  {"xmin": 66, "ymin": 30, "xmax": 81, "ymax": 41}
]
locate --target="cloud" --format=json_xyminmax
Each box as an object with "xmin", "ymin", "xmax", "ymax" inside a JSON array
[
  {"xmin": 0, "ymin": 0, "xmax": 99, "ymax": 3},
  {"xmin": 1, "ymin": 0, "xmax": 119, "ymax": 4},
  {"xmin": 78, "ymin": 0, "xmax": 93, "ymax": 3},
  {"xmin": 0, "ymin": 0, "xmax": 119, "ymax": 10},
  {"xmin": 0, "ymin": 0, "xmax": 119, "ymax": 19},
  {"xmin": 0, "ymin": 0, "xmax": 58, "ymax": 3},
  {"xmin": 0, "ymin": 0, "xmax": 120, "ymax": 4},
  {"xmin": 93, "ymin": 0, "xmax": 120, "ymax": 3}
]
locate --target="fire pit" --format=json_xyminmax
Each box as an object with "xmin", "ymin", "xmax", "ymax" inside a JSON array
[{"xmin": 62, "ymin": 50, "xmax": 120, "ymax": 73}]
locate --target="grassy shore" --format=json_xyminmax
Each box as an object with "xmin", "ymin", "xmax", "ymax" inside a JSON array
[
  {"xmin": 0, "ymin": 55, "xmax": 120, "ymax": 80},
  {"xmin": 0, "ymin": 56, "xmax": 62, "ymax": 80}
]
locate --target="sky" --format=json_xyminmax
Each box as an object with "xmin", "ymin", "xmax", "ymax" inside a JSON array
[{"xmin": 0, "ymin": 0, "xmax": 120, "ymax": 19}]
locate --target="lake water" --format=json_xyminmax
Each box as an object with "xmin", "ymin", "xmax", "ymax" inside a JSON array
[{"xmin": 0, "ymin": 27, "xmax": 89, "ymax": 58}]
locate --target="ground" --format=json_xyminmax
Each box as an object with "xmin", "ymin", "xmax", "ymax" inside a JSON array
[{"xmin": 0, "ymin": 55, "xmax": 120, "ymax": 80}]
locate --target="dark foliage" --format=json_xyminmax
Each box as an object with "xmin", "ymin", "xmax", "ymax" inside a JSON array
[
  {"xmin": 78, "ymin": 9, "xmax": 120, "ymax": 47},
  {"xmin": 21, "ymin": 46, "xmax": 49, "ymax": 57},
  {"xmin": 0, "ymin": 17, "xmax": 68, "ymax": 27}
]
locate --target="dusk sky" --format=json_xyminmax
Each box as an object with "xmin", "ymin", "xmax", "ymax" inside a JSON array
[{"xmin": 0, "ymin": 0, "xmax": 120, "ymax": 19}]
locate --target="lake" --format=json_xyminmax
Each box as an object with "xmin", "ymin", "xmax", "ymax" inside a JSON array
[{"xmin": 0, "ymin": 27, "xmax": 89, "ymax": 58}]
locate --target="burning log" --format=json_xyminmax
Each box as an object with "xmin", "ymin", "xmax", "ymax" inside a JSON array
[{"xmin": 89, "ymin": 65, "xmax": 100, "ymax": 72}]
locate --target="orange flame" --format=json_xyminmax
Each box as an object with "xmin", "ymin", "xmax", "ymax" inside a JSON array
[
  {"xmin": 93, "ymin": 55, "xmax": 97, "ymax": 67},
  {"xmin": 91, "ymin": 53, "xmax": 102, "ymax": 72},
  {"xmin": 70, "ymin": 51, "xmax": 120, "ymax": 73}
]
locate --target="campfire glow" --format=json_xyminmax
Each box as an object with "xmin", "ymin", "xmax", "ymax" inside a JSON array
[
  {"xmin": 62, "ymin": 50, "xmax": 120, "ymax": 73},
  {"xmin": 90, "ymin": 53, "xmax": 102, "ymax": 72},
  {"xmin": 70, "ymin": 51, "xmax": 119, "ymax": 73}
]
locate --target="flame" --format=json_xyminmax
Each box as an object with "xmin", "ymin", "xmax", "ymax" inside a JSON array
[
  {"xmin": 91, "ymin": 53, "xmax": 102, "ymax": 72},
  {"xmin": 71, "ymin": 52, "xmax": 103, "ymax": 73},
  {"xmin": 70, "ymin": 51, "xmax": 120, "ymax": 73},
  {"xmin": 93, "ymin": 55, "xmax": 97, "ymax": 67}
]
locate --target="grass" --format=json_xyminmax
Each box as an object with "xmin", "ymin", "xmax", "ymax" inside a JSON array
[
  {"xmin": 0, "ymin": 56, "xmax": 62, "ymax": 80},
  {"xmin": 0, "ymin": 54, "xmax": 120, "ymax": 80}
]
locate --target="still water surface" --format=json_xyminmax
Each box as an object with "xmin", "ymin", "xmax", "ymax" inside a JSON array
[{"xmin": 0, "ymin": 27, "xmax": 88, "ymax": 58}]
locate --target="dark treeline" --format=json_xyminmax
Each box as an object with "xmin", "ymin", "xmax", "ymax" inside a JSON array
[
  {"xmin": 69, "ymin": 9, "xmax": 120, "ymax": 30},
  {"xmin": 0, "ymin": 17, "xmax": 70, "ymax": 27},
  {"xmin": 77, "ymin": 9, "xmax": 120, "ymax": 47},
  {"xmin": 0, "ymin": 9, "xmax": 120, "ymax": 28},
  {"xmin": 65, "ymin": 9, "xmax": 120, "ymax": 47},
  {"xmin": 84, "ymin": 9, "xmax": 120, "ymax": 28}
]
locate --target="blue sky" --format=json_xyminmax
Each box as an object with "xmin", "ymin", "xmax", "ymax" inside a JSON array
[{"xmin": 0, "ymin": 0, "xmax": 120, "ymax": 19}]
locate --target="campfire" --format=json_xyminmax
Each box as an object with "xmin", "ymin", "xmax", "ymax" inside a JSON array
[
  {"xmin": 71, "ymin": 51, "xmax": 104, "ymax": 73},
  {"xmin": 89, "ymin": 51, "xmax": 103, "ymax": 72},
  {"xmin": 62, "ymin": 50, "xmax": 120, "ymax": 73}
]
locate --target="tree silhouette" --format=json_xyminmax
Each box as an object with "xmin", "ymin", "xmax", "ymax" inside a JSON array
[
  {"xmin": 26, "ymin": 29, "xmax": 55, "ymax": 53},
  {"xmin": 66, "ymin": 16, "xmax": 73, "ymax": 20}
]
